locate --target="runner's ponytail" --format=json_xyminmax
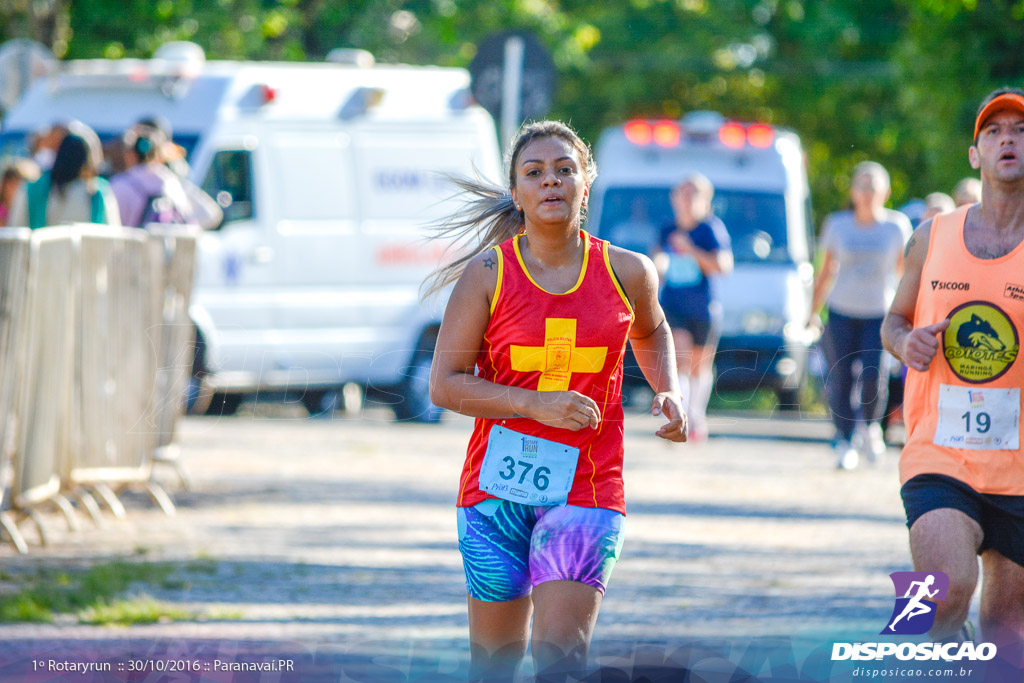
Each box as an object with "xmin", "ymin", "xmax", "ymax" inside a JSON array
[
  {"xmin": 421, "ymin": 174, "xmax": 524, "ymax": 299},
  {"xmin": 423, "ymin": 120, "xmax": 596, "ymax": 300}
]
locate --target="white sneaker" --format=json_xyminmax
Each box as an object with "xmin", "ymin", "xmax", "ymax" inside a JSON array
[
  {"xmin": 865, "ymin": 423, "xmax": 886, "ymax": 463},
  {"xmin": 851, "ymin": 424, "xmax": 865, "ymax": 452},
  {"xmin": 834, "ymin": 440, "xmax": 859, "ymax": 470}
]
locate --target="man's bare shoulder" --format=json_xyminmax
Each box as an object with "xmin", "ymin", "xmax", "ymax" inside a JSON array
[{"xmin": 904, "ymin": 218, "xmax": 934, "ymax": 261}]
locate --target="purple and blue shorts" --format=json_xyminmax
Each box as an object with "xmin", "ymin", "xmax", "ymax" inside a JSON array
[{"xmin": 457, "ymin": 499, "xmax": 625, "ymax": 602}]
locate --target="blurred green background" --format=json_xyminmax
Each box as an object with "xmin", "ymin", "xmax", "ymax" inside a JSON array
[{"xmin": 2, "ymin": 0, "xmax": 1021, "ymax": 220}]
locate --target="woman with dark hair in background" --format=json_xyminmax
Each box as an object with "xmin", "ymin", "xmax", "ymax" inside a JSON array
[
  {"xmin": 426, "ymin": 120, "xmax": 687, "ymax": 680},
  {"xmin": 7, "ymin": 125, "xmax": 120, "ymax": 228}
]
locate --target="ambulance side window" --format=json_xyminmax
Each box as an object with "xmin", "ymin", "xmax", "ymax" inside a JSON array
[{"xmin": 202, "ymin": 150, "xmax": 254, "ymax": 228}]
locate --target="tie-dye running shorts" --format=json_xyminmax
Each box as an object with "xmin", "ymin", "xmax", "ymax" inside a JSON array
[{"xmin": 456, "ymin": 499, "xmax": 625, "ymax": 602}]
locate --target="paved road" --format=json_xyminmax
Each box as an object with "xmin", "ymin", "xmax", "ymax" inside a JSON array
[{"xmin": 0, "ymin": 404, "xmax": 945, "ymax": 679}]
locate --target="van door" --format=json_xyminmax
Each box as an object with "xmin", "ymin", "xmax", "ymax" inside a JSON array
[
  {"xmin": 265, "ymin": 127, "xmax": 359, "ymax": 389},
  {"xmin": 350, "ymin": 125, "xmax": 495, "ymax": 387},
  {"xmin": 191, "ymin": 139, "xmax": 276, "ymax": 386},
  {"xmin": 249, "ymin": 122, "xmax": 493, "ymax": 393}
]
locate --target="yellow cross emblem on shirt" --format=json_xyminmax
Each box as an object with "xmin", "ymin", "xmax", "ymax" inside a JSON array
[{"xmin": 509, "ymin": 318, "xmax": 608, "ymax": 391}]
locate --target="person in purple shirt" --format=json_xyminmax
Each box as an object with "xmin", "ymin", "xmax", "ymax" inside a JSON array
[{"xmin": 110, "ymin": 125, "xmax": 195, "ymax": 228}]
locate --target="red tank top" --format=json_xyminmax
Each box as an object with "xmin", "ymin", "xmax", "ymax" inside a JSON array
[
  {"xmin": 456, "ymin": 230, "xmax": 635, "ymax": 513},
  {"xmin": 901, "ymin": 206, "xmax": 1024, "ymax": 493}
]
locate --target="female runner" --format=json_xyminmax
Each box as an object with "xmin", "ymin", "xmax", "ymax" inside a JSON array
[{"xmin": 427, "ymin": 121, "xmax": 687, "ymax": 680}]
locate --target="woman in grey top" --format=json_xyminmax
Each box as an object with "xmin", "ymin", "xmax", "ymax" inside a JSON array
[{"xmin": 809, "ymin": 162, "xmax": 912, "ymax": 470}]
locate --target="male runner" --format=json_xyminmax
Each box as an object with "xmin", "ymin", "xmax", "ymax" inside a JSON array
[{"xmin": 882, "ymin": 87, "xmax": 1024, "ymax": 656}]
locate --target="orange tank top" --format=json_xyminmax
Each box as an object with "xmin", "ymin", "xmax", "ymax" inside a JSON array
[
  {"xmin": 901, "ymin": 206, "xmax": 1024, "ymax": 494},
  {"xmin": 456, "ymin": 230, "xmax": 635, "ymax": 513}
]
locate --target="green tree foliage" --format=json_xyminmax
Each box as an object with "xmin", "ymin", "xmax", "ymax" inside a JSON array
[
  {"xmin": 894, "ymin": 0, "xmax": 1024, "ymax": 202},
  {"xmin": 2, "ymin": 0, "xmax": 1023, "ymax": 222}
]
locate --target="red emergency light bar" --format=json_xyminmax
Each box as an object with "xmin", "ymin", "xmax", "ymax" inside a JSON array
[
  {"xmin": 747, "ymin": 123, "xmax": 774, "ymax": 148},
  {"xmin": 718, "ymin": 122, "xmax": 746, "ymax": 148},
  {"xmin": 652, "ymin": 121, "xmax": 681, "ymax": 147},
  {"xmin": 624, "ymin": 120, "xmax": 653, "ymax": 145},
  {"xmin": 625, "ymin": 120, "xmax": 681, "ymax": 147},
  {"xmin": 624, "ymin": 119, "xmax": 774, "ymax": 149}
]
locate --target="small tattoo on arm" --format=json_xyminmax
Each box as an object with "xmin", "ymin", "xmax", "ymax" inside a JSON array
[
  {"xmin": 482, "ymin": 257, "xmax": 495, "ymax": 270},
  {"xmin": 904, "ymin": 234, "xmax": 916, "ymax": 258}
]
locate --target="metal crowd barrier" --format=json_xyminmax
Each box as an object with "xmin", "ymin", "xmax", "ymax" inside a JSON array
[
  {"xmin": 1, "ymin": 224, "xmax": 199, "ymax": 552},
  {"xmin": 144, "ymin": 224, "xmax": 201, "ymax": 491},
  {"xmin": 70, "ymin": 226, "xmax": 165, "ymax": 517},
  {"xmin": 12, "ymin": 227, "xmax": 80, "ymax": 545},
  {"xmin": 0, "ymin": 229, "xmax": 31, "ymax": 553}
]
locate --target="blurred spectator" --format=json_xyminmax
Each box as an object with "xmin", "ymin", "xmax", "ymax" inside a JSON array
[
  {"xmin": 0, "ymin": 159, "xmax": 40, "ymax": 226},
  {"xmin": 28, "ymin": 121, "xmax": 69, "ymax": 171},
  {"xmin": 136, "ymin": 115, "xmax": 222, "ymax": 229},
  {"xmin": 111, "ymin": 124, "xmax": 221, "ymax": 229},
  {"xmin": 921, "ymin": 191, "xmax": 956, "ymax": 222},
  {"xmin": 136, "ymin": 115, "xmax": 190, "ymax": 178},
  {"xmin": 101, "ymin": 137, "xmax": 130, "ymax": 176},
  {"xmin": 7, "ymin": 128, "xmax": 121, "ymax": 228},
  {"xmin": 952, "ymin": 176, "xmax": 982, "ymax": 206},
  {"xmin": 898, "ymin": 198, "xmax": 927, "ymax": 228},
  {"xmin": 809, "ymin": 161, "xmax": 912, "ymax": 470},
  {"xmin": 652, "ymin": 172, "xmax": 733, "ymax": 442}
]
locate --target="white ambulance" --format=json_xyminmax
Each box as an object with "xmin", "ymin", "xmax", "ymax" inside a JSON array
[
  {"xmin": 588, "ymin": 112, "xmax": 816, "ymax": 406},
  {"xmin": 0, "ymin": 42, "xmax": 502, "ymax": 421}
]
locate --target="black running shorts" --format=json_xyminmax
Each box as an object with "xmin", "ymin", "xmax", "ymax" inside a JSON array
[{"xmin": 901, "ymin": 473, "xmax": 1024, "ymax": 568}]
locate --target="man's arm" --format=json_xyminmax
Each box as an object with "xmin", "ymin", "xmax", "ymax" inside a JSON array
[{"xmin": 881, "ymin": 219, "xmax": 949, "ymax": 372}]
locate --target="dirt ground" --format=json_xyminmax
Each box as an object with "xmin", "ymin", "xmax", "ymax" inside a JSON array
[{"xmin": 0, "ymin": 405, "xmax": 956, "ymax": 680}]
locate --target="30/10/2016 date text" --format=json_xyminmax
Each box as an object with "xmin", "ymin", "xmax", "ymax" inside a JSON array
[{"xmin": 33, "ymin": 658, "xmax": 296, "ymax": 674}]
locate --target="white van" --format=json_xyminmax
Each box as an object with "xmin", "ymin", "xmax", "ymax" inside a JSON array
[
  {"xmin": 1, "ymin": 43, "xmax": 502, "ymax": 421},
  {"xmin": 589, "ymin": 112, "xmax": 816, "ymax": 406}
]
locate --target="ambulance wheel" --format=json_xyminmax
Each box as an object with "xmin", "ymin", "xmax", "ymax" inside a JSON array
[
  {"xmin": 775, "ymin": 387, "xmax": 801, "ymax": 411},
  {"xmin": 393, "ymin": 354, "xmax": 443, "ymax": 423},
  {"xmin": 301, "ymin": 390, "xmax": 340, "ymax": 418},
  {"xmin": 206, "ymin": 392, "xmax": 242, "ymax": 417},
  {"xmin": 186, "ymin": 328, "xmax": 213, "ymax": 416}
]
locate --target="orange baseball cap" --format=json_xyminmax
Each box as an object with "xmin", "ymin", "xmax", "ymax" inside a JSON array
[{"xmin": 974, "ymin": 93, "xmax": 1024, "ymax": 140}]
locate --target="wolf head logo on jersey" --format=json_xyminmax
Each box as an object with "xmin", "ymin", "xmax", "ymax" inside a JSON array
[
  {"xmin": 957, "ymin": 314, "xmax": 1005, "ymax": 351},
  {"xmin": 943, "ymin": 302, "xmax": 1019, "ymax": 383}
]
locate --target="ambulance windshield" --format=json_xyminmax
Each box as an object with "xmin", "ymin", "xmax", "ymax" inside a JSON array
[{"xmin": 596, "ymin": 187, "xmax": 790, "ymax": 264}]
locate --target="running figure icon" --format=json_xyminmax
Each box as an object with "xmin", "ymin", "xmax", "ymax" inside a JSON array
[{"xmin": 888, "ymin": 574, "xmax": 940, "ymax": 632}]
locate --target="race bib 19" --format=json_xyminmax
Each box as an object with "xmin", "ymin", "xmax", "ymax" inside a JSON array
[
  {"xmin": 478, "ymin": 425, "xmax": 579, "ymax": 505},
  {"xmin": 933, "ymin": 384, "xmax": 1020, "ymax": 450}
]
